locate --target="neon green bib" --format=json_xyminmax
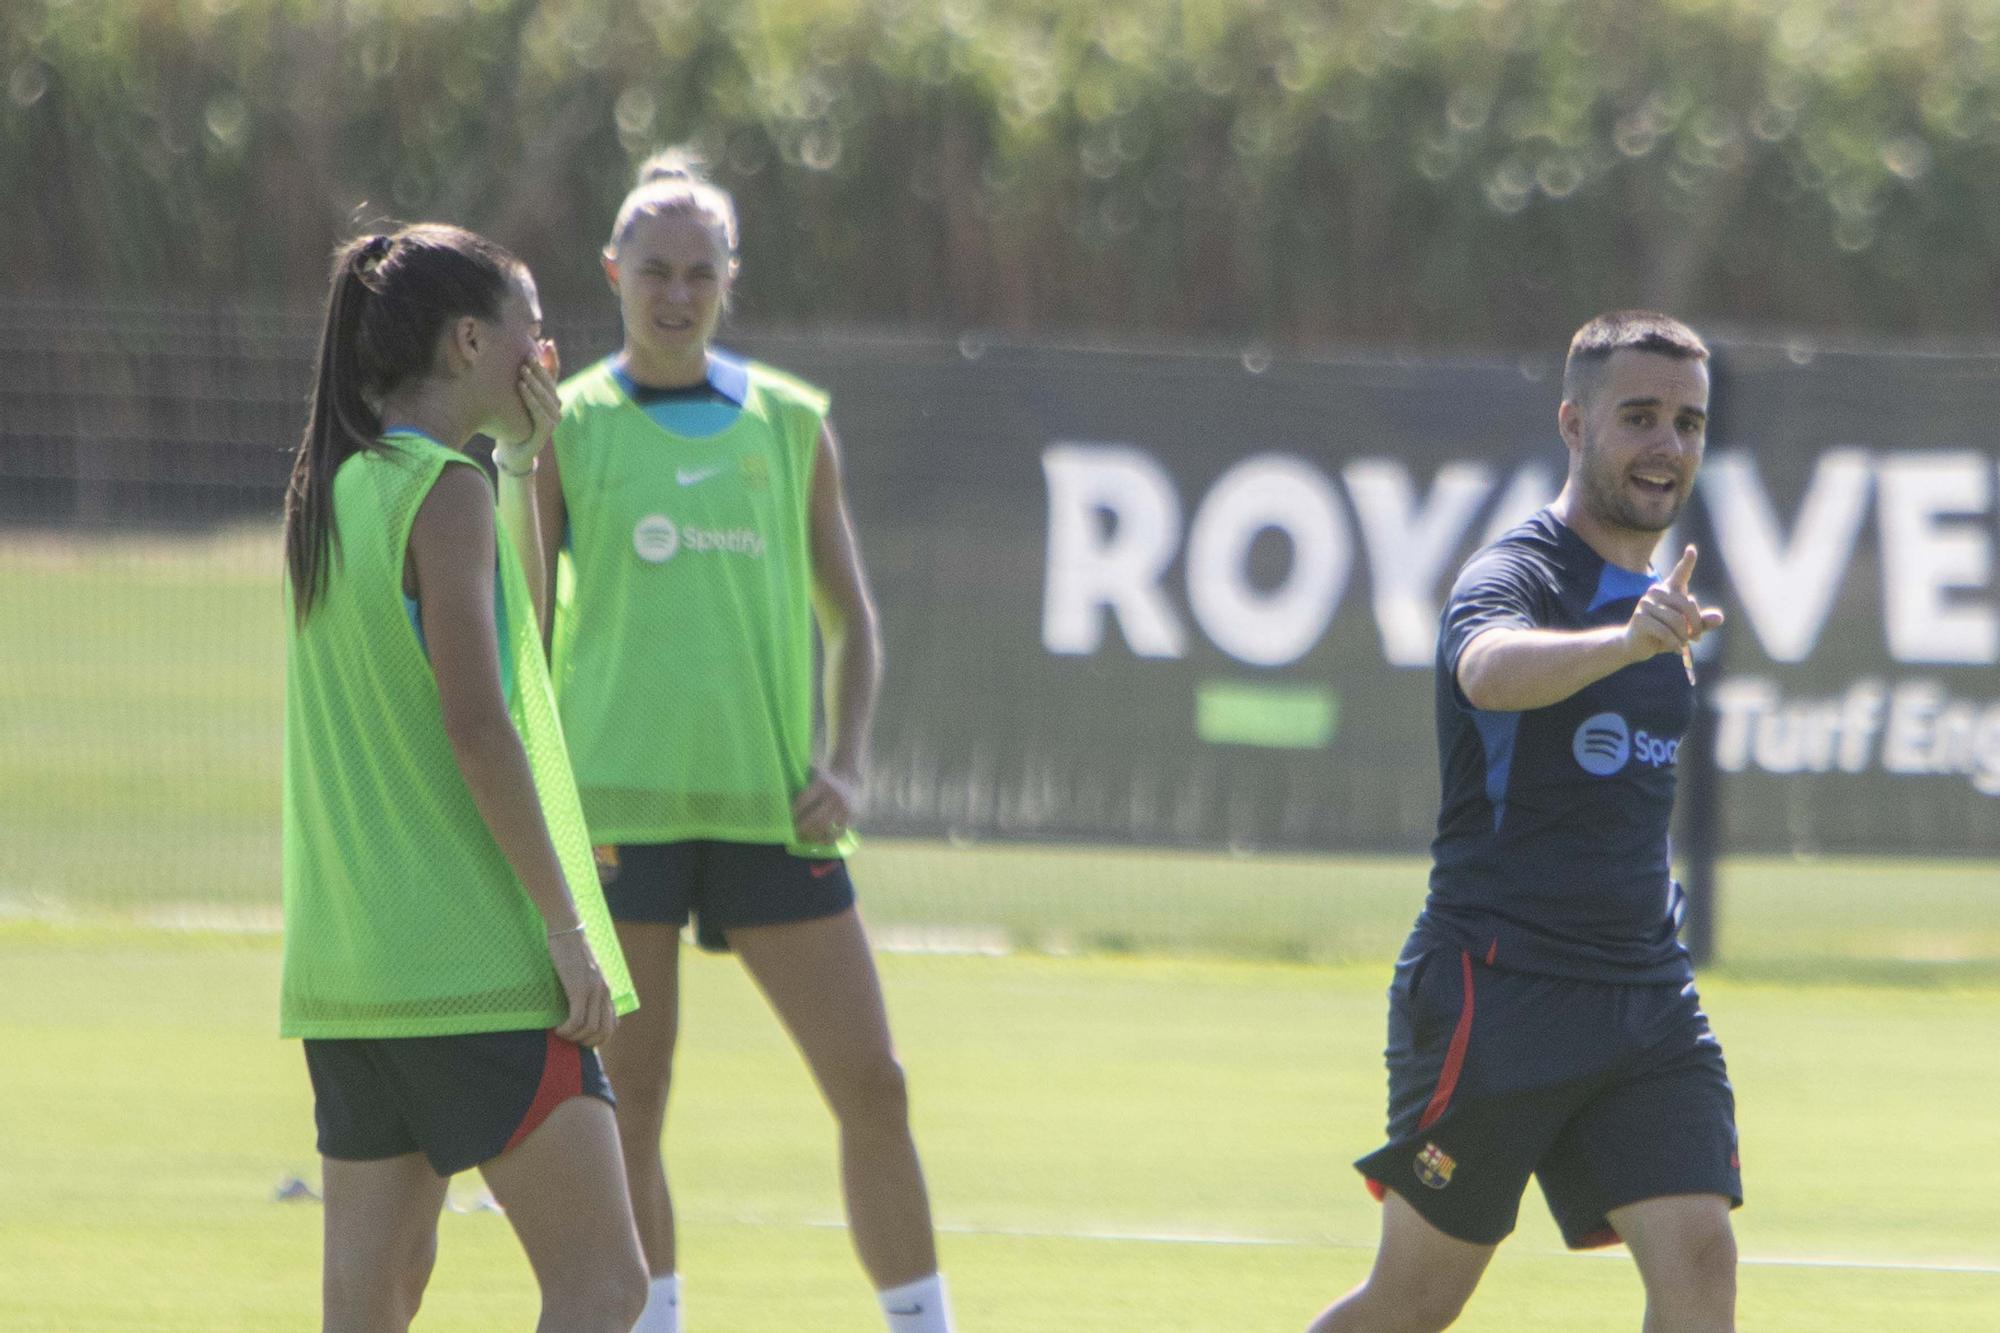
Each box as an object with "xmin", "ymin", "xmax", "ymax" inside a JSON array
[
  {"xmin": 551, "ymin": 359, "xmax": 855, "ymax": 856},
  {"xmin": 280, "ymin": 432, "xmax": 635, "ymax": 1038}
]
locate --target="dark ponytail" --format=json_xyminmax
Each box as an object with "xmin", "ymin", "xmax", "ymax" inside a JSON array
[
  {"xmin": 283, "ymin": 224, "xmax": 521, "ymax": 624},
  {"xmin": 284, "ymin": 237, "xmax": 382, "ymax": 622}
]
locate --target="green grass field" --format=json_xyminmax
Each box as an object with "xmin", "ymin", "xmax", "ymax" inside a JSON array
[
  {"xmin": 5, "ymin": 530, "xmax": 1999, "ymax": 1329},
  {"xmin": 5, "ymin": 529, "xmax": 1999, "ymax": 976},
  {"xmin": 2, "ymin": 926, "xmax": 1997, "ymax": 1331}
]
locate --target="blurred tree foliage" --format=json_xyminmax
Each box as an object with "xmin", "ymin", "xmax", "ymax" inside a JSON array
[{"xmin": 6, "ymin": 0, "xmax": 2000, "ymax": 347}]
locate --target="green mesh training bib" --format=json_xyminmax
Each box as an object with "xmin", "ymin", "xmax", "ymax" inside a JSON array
[
  {"xmin": 280, "ymin": 432, "xmax": 636, "ymax": 1038},
  {"xmin": 551, "ymin": 359, "xmax": 856, "ymax": 857}
]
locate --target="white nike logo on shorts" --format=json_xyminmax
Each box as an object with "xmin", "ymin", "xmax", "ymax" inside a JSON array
[{"xmin": 676, "ymin": 464, "xmax": 725, "ymax": 486}]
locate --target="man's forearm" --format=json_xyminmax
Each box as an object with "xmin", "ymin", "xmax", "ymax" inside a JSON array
[{"xmin": 1457, "ymin": 625, "xmax": 1641, "ymax": 712}]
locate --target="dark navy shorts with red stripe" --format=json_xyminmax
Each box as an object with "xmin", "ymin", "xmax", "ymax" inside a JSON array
[
  {"xmin": 306, "ymin": 1028, "xmax": 612, "ymax": 1176},
  {"xmin": 597, "ymin": 841, "xmax": 855, "ymax": 953},
  {"xmin": 1354, "ymin": 939, "xmax": 1741, "ymax": 1248}
]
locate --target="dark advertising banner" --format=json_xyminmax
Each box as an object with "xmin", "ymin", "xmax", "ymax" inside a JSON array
[
  {"xmin": 4, "ymin": 303, "xmax": 1993, "ymax": 857},
  {"xmin": 738, "ymin": 333, "xmax": 2000, "ymax": 857}
]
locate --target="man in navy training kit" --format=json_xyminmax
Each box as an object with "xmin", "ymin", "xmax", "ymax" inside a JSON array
[{"xmin": 1308, "ymin": 311, "xmax": 1741, "ymax": 1333}]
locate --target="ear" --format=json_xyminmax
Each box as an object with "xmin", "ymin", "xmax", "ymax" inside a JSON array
[
  {"xmin": 1557, "ymin": 398, "xmax": 1585, "ymax": 456},
  {"xmin": 443, "ymin": 315, "xmax": 481, "ymax": 374},
  {"xmin": 602, "ymin": 250, "xmax": 620, "ymax": 295}
]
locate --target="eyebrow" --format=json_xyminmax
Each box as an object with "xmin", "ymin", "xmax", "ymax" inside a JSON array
[{"xmin": 1615, "ymin": 396, "xmax": 1706, "ymax": 419}]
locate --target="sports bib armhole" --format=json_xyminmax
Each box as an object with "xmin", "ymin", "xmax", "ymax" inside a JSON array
[
  {"xmin": 400, "ymin": 455, "xmax": 513, "ymax": 700},
  {"xmin": 793, "ymin": 400, "xmax": 829, "ymax": 496},
  {"xmin": 391, "ymin": 450, "xmax": 458, "ymax": 661}
]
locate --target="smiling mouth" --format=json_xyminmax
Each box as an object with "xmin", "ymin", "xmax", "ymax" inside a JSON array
[{"xmin": 1630, "ymin": 472, "xmax": 1678, "ymax": 495}]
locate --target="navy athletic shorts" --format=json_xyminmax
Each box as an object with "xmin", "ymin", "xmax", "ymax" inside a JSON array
[
  {"xmin": 1353, "ymin": 942, "xmax": 1742, "ymax": 1248},
  {"xmin": 597, "ymin": 841, "xmax": 856, "ymax": 952},
  {"xmin": 305, "ymin": 1028, "xmax": 612, "ymax": 1176}
]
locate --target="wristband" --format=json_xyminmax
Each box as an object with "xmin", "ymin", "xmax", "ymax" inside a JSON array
[{"xmin": 497, "ymin": 455, "xmax": 537, "ymax": 478}]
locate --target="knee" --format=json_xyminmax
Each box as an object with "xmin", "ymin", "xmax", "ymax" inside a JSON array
[
  {"xmin": 827, "ymin": 1054, "xmax": 911, "ymax": 1129},
  {"xmin": 608, "ymin": 1049, "xmax": 676, "ymax": 1116},
  {"xmin": 1350, "ymin": 1272, "xmax": 1474, "ymax": 1333},
  {"xmin": 543, "ymin": 1253, "xmax": 649, "ymax": 1332},
  {"xmin": 1682, "ymin": 1219, "xmax": 1738, "ymax": 1307},
  {"xmin": 1646, "ymin": 1218, "xmax": 1738, "ymax": 1319},
  {"xmin": 398, "ymin": 1231, "xmax": 438, "ymax": 1319},
  {"xmin": 1391, "ymin": 1281, "xmax": 1473, "ymax": 1333},
  {"xmin": 606, "ymin": 1254, "xmax": 651, "ymax": 1329},
  {"xmin": 324, "ymin": 1257, "xmax": 409, "ymax": 1331}
]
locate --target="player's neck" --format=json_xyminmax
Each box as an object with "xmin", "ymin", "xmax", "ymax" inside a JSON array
[
  {"xmin": 377, "ymin": 383, "xmax": 481, "ymax": 456},
  {"xmin": 621, "ymin": 344, "xmax": 709, "ymax": 392},
  {"xmin": 1548, "ymin": 487, "xmax": 1662, "ymax": 574}
]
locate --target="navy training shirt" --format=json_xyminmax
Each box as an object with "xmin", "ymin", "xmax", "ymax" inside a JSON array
[{"xmin": 1417, "ymin": 509, "xmax": 1695, "ymax": 984}]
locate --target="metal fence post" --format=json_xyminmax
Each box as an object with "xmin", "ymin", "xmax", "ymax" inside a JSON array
[{"xmin": 1679, "ymin": 345, "xmax": 1727, "ymax": 968}]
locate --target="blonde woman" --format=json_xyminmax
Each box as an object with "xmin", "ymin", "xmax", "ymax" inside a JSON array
[{"xmin": 532, "ymin": 154, "xmax": 955, "ymax": 1333}]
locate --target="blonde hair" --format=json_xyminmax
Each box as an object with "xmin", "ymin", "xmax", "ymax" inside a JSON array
[{"xmin": 606, "ymin": 147, "xmax": 740, "ymax": 259}]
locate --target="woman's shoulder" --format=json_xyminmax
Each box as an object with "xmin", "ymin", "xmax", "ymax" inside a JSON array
[
  {"xmin": 740, "ymin": 356, "xmax": 830, "ymax": 418},
  {"xmin": 373, "ymin": 428, "xmax": 455, "ymax": 458},
  {"xmin": 337, "ymin": 432, "xmax": 451, "ymax": 490}
]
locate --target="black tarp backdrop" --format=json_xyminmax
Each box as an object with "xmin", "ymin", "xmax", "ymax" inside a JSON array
[
  {"xmin": 761, "ymin": 337, "xmax": 1561, "ymax": 851},
  {"xmin": 741, "ymin": 331, "xmax": 2000, "ymax": 859},
  {"xmin": 3, "ymin": 305, "xmax": 1996, "ymax": 857}
]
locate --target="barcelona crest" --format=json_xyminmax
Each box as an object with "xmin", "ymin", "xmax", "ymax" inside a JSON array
[{"xmin": 1414, "ymin": 1141, "xmax": 1456, "ymax": 1190}]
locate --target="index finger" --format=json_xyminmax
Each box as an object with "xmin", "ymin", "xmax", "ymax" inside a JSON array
[{"xmin": 1668, "ymin": 543, "xmax": 1698, "ymax": 593}]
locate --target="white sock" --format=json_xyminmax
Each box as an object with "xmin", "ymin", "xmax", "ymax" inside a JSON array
[
  {"xmin": 877, "ymin": 1273, "xmax": 953, "ymax": 1333},
  {"xmin": 632, "ymin": 1273, "xmax": 681, "ymax": 1333}
]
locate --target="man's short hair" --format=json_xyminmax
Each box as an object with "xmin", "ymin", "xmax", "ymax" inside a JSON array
[{"xmin": 1562, "ymin": 311, "xmax": 1709, "ymax": 407}]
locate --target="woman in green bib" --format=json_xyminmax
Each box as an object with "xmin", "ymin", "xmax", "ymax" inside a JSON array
[
  {"xmin": 281, "ymin": 224, "xmax": 646, "ymax": 1332},
  {"xmin": 531, "ymin": 153, "xmax": 955, "ymax": 1333}
]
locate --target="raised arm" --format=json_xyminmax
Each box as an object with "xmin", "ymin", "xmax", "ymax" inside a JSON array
[
  {"xmin": 408, "ymin": 462, "xmax": 612, "ymax": 1045},
  {"xmin": 1456, "ymin": 624, "xmax": 1646, "ymax": 712},
  {"xmin": 529, "ymin": 442, "xmax": 568, "ymax": 652},
  {"xmin": 491, "ymin": 343, "xmax": 561, "ymax": 640},
  {"xmin": 1457, "ymin": 545, "xmax": 1723, "ymax": 712}
]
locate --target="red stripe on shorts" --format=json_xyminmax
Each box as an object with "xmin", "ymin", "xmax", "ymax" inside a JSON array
[
  {"xmin": 1415, "ymin": 950, "xmax": 1476, "ymax": 1132},
  {"xmin": 504, "ymin": 1031, "xmax": 583, "ymax": 1154}
]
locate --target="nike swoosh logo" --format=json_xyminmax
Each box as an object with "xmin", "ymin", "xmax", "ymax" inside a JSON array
[{"xmin": 676, "ymin": 464, "xmax": 724, "ymax": 486}]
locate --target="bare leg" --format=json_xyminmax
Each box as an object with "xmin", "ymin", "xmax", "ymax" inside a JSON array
[
  {"xmin": 601, "ymin": 920, "xmax": 682, "ymax": 1277},
  {"xmin": 1307, "ymin": 1190, "xmax": 1496, "ymax": 1333},
  {"xmin": 729, "ymin": 908, "xmax": 940, "ymax": 1288},
  {"xmin": 478, "ymin": 1095, "xmax": 649, "ymax": 1333},
  {"xmin": 320, "ymin": 1153, "xmax": 448, "ymax": 1333},
  {"xmin": 1609, "ymin": 1193, "xmax": 1737, "ymax": 1333}
]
